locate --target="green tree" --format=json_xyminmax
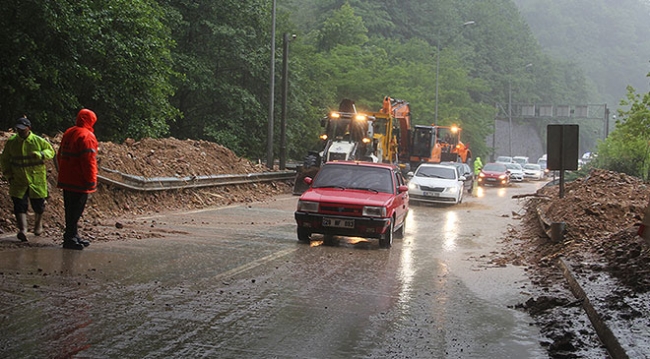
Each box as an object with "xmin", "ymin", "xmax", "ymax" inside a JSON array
[
  {"xmin": 0, "ymin": 0, "xmax": 177, "ymax": 141},
  {"xmin": 161, "ymin": 0, "xmax": 272, "ymax": 158},
  {"xmin": 595, "ymin": 85, "xmax": 650, "ymax": 180},
  {"xmin": 316, "ymin": 3, "xmax": 369, "ymax": 51}
]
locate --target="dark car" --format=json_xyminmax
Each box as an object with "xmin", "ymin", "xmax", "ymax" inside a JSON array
[
  {"xmin": 294, "ymin": 161, "xmax": 409, "ymax": 248},
  {"xmin": 439, "ymin": 161, "xmax": 474, "ymax": 193},
  {"xmin": 477, "ymin": 162, "xmax": 511, "ymax": 187}
]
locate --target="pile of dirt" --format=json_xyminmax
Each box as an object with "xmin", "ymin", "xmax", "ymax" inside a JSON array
[
  {"xmin": 499, "ymin": 168, "xmax": 650, "ymax": 357},
  {"xmin": 0, "ymin": 132, "xmax": 292, "ymax": 245},
  {"xmin": 504, "ymin": 169, "xmax": 650, "ymax": 292}
]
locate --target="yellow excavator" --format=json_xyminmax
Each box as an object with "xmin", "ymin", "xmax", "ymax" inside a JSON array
[{"xmin": 367, "ymin": 96, "xmax": 412, "ymax": 166}]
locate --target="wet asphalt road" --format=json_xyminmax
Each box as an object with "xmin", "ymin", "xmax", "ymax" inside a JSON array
[{"xmin": 0, "ymin": 181, "xmax": 549, "ymax": 358}]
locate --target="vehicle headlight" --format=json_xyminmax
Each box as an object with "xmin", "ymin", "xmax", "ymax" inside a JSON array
[
  {"xmin": 408, "ymin": 182, "xmax": 419, "ymax": 190},
  {"xmin": 498, "ymin": 174, "xmax": 507, "ymax": 180},
  {"xmin": 479, "ymin": 173, "xmax": 486, "ymax": 178},
  {"xmin": 297, "ymin": 200, "xmax": 319, "ymax": 213},
  {"xmin": 363, "ymin": 206, "xmax": 386, "ymax": 217},
  {"xmin": 444, "ymin": 186, "xmax": 458, "ymax": 194}
]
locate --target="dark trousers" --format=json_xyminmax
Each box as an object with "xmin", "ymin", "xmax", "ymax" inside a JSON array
[
  {"xmin": 63, "ymin": 190, "xmax": 88, "ymax": 240},
  {"xmin": 12, "ymin": 191, "xmax": 46, "ymax": 215}
]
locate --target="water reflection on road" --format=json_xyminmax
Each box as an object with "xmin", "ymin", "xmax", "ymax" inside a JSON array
[
  {"xmin": 442, "ymin": 210, "xmax": 459, "ymax": 251},
  {"xmin": 0, "ymin": 181, "xmax": 549, "ymax": 358}
]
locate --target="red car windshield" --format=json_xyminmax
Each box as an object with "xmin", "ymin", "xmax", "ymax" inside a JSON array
[
  {"xmin": 312, "ymin": 164, "xmax": 394, "ymax": 194},
  {"xmin": 483, "ymin": 163, "xmax": 507, "ymax": 172}
]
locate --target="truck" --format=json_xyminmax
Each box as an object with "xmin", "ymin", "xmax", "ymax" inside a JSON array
[{"xmin": 409, "ymin": 124, "xmax": 472, "ymax": 169}]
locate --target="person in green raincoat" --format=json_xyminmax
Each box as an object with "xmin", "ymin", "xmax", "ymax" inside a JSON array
[
  {"xmin": 0, "ymin": 117, "xmax": 55, "ymax": 241},
  {"xmin": 474, "ymin": 156, "xmax": 483, "ymax": 175}
]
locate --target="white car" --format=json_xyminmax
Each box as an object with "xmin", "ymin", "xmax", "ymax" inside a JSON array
[
  {"xmin": 523, "ymin": 163, "xmax": 544, "ymax": 180},
  {"xmin": 512, "ymin": 156, "xmax": 529, "ymax": 167},
  {"xmin": 505, "ymin": 162, "xmax": 525, "ymax": 182},
  {"xmin": 496, "ymin": 156, "xmax": 513, "ymax": 163},
  {"xmin": 408, "ymin": 164, "xmax": 465, "ymax": 205}
]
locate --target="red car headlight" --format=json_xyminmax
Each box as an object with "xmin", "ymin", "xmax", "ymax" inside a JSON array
[
  {"xmin": 297, "ymin": 200, "xmax": 319, "ymax": 213},
  {"xmin": 363, "ymin": 206, "xmax": 386, "ymax": 217}
]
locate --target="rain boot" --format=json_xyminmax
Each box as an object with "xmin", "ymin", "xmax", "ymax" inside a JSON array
[
  {"xmin": 62, "ymin": 237, "xmax": 84, "ymax": 250},
  {"xmin": 34, "ymin": 213, "xmax": 43, "ymax": 236},
  {"xmin": 16, "ymin": 213, "xmax": 28, "ymax": 242}
]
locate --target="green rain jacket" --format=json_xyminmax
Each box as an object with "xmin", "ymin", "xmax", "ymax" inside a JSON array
[
  {"xmin": 0, "ymin": 132, "xmax": 55, "ymax": 199},
  {"xmin": 474, "ymin": 157, "xmax": 483, "ymax": 175}
]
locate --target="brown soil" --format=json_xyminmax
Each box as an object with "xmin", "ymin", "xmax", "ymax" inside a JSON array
[
  {"xmin": 502, "ymin": 169, "xmax": 650, "ymax": 292},
  {"xmin": 498, "ymin": 168, "xmax": 650, "ymax": 358},
  {"xmin": 0, "ymin": 132, "xmax": 292, "ymax": 247}
]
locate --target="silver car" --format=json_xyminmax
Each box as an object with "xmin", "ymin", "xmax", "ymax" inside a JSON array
[
  {"xmin": 523, "ymin": 163, "xmax": 544, "ymax": 180},
  {"xmin": 505, "ymin": 163, "xmax": 525, "ymax": 182},
  {"xmin": 408, "ymin": 164, "xmax": 465, "ymax": 205}
]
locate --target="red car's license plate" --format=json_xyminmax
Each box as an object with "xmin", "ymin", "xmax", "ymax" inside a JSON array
[{"xmin": 323, "ymin": 218, "xmax": 354, "ymax": 228}]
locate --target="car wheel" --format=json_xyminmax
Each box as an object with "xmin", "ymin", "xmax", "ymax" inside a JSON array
[
  {"xmin": 458, "ymin": 190, "xmax": 463, "ymax": 204},
  {"xmin": 323, "ymin": 234, "xmax": 336, "ymax": 246},
  {"xmin": 379, "ymin": 220, "xmax": 394, "ymax": 248},
  {"xmin": 297, "ymin": 228, "xmax": 311, "ymax": 242},
  {"xmin": 395, "ymin": 218, "xmax": 405, "ymax": 239}
]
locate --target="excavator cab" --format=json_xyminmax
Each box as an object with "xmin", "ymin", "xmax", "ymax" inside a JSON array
[{"xmin": 409, "ymin": 124, "xmax": 470, "ymax": 169}]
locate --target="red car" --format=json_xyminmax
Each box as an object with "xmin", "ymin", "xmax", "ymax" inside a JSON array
[
  {"xmin": 477, "ymin": 162, "xmax": 511, "ymax": 186},
  {"xmin": 294, "ymin": 161, "xmax": 409, "ymax": 248}
]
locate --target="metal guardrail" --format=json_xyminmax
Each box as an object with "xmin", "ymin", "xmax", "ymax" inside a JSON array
[{"xmin": 98, "ymin": 167, "xmax": 296, "ymax": 192}]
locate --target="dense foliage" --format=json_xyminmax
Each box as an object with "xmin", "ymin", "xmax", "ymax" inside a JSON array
[
  {"xmin": 594, "ymin": 85, "xmax": 650, "ymax": 180},
  {"xmin": 1, "ymin": 0, "xmax": 608, "ymax": 162},
  {"xmin": 0, "ymin": 0, "xmax": 177, "ymax": 138}
]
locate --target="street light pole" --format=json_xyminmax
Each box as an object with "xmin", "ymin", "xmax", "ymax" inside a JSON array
[
  {"xmin": 279, "ymin": 33, "xmax": 294, "ymax": 170},
  {"xmin": 266, "ymin": 0, "xmax": 277, "ymax": 169},
  {"xmin": 434, "ymin": 21, "xmax": 475, "ymax": 124},
  {"xmin": 434, "ymin": 28, "xmax": 440, "ymax": 124},
  {"xmin": 507, "ymin": 63, "xmax": 532, "ymax": 157},
  {"xmin": 508, "ymin": 79, "xmax": 512, "ymax": 156}
]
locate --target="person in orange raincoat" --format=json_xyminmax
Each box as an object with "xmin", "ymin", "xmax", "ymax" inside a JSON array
[{"xmin": 57, "ymin": 109, "xmax": 98, "ymax": 250}]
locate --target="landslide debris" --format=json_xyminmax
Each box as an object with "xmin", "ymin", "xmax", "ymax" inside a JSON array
[
  {"xmin": 505, "ymin": 168, "xmax": 650, "ymax": 293},
  {"xmin": 0, "ymin": 132, "xmax": 291, "ymax": 246},
  {"xmin": 500, "ymin": 168, "xmax": 650, "ymax": 358}
]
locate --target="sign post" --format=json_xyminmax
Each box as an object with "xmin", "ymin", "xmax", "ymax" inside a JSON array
[{"xmin": 547, "ymin": 124, "xmax": 579, "ymax": 198}]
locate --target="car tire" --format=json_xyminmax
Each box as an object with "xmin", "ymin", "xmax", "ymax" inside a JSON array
[
  {"xmin": 323, "ymin": 234, "xmax": 336, "ymax": 246},
  {"xmin": 458, "ymin": 190, "xmax": 463, "ymax": 204},
  {"xmin": 395, "ymin": 219, "xmax": 405, "ymax": 239},
  {"xmin": 379, "ymin": 220, "xmax": 394, "ymax": 249},
  {"xmin": 297, "ymin": 228, "xmax": 311, "ymax": 242}
]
